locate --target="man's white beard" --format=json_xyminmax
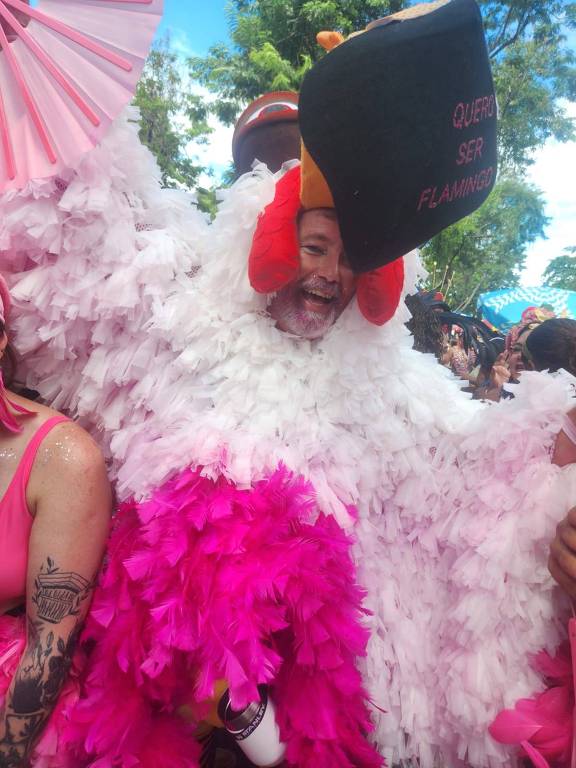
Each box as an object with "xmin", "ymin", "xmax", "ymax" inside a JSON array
[
  {"xmin": 276, "ymin": 301, "xmax": 337, "ymax": 339},
  {"xmin": 268, "ymin": 282, "xmax": 340, "ymax": 340}
]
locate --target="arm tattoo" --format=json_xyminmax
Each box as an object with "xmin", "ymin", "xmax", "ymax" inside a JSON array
[
  {"xmin": 32, "ymin": 557, "xmax": 91, "ymax": 624},
  {"xmin": 0, "ymin": 559, "xmax": 93, "ymax": 765}
]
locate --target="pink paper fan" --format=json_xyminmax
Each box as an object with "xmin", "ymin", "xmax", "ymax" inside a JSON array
[{"xmin": 0, "ymin": 0, "xmax": 163, "ymax": 191}]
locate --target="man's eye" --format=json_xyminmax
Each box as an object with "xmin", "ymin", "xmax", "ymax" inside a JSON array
[{"xmin": 302, "ymin": 244, "xmax": 325, "ymax": 256}]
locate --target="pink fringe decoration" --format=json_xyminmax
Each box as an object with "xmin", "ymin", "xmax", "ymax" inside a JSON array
[
  {"xmin": 0, "ymin": 370, "xmax": 35, "ymax": 433},
  {"xmin": 490, "ymin": 640, "xmax": 574, "ymax": 768},
  {"xmin": 65, "ymin": 466, "xmax": 382, "ymax": 767}
]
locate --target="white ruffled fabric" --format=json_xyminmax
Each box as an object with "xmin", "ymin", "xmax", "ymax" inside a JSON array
[
  {"xmin": 2, "ymin": 110, "xmax": 576, "ymax": 768},
  {"xmin": 362, "ymin": 370, "xmax": 576, "ymax": 767},
  {"xmin": 2, "ymin": 107, "xmax": 208, "ymax": 450}
]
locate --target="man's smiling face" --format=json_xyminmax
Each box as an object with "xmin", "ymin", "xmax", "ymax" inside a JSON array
[{"xmin": 267, "ymin": 208, "xmax": 358, "ymax": 339}]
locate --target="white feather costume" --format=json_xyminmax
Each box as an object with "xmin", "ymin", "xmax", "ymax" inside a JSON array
[{"xmin": 2, "ymin": 110, "xmax": 576, "ymax": 768}]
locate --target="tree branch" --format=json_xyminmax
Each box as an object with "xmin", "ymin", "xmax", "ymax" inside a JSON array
[
  {"xmin": 455, "ymin": 279, "xmax": 484, "ymax": 313},
  {"xmin": 444, "ymin": 271, "xmax": 456, "ymax": 302},
  {"xmin": 490, "ymin": 8, "xmax": 531, "ymax": 58},
  {"xmin": 489, "ymin": 2, "xmax": 517, "ymax": 55}
]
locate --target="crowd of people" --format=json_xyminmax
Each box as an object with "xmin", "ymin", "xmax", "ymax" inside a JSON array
[
  {"xmin": 1, "ymin": 2, "xmax": 576, "ymax": 768},
  {"xmin": 434, "ymin": 303, "xmax": 576, "ymax": 401}
]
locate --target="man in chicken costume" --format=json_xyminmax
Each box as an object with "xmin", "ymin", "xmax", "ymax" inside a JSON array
[{"xmin": 3, "ymin": 1, "xmax": 576, "ymax": 766}]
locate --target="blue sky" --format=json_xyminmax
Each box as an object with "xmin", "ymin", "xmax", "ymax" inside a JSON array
[{"xmin": 157, "ymin": 2, "xmax": 230, "ymax": 56}]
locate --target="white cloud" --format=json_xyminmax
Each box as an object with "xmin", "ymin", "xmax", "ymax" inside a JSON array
[
  {"xmin": 146, "ymin": 33, "xmax": 233, "ymax": 186},
  {"xmin": 183, "ymin": 84, "xmax": 235, "ymax": 187},
  {"xmin": 169, "ymin": 28, "xmax": 196, "ymax": 59},
  {"xmin": 190, "ymin": 115, "xmax": 234, "ymax": 187},
  {"xmin": 521, "ymin": 100, "xmax": 576, "ymax": 286},
  {"xmin": 159, "ymin": 61, "xmax": 234, "ymax": 187}
]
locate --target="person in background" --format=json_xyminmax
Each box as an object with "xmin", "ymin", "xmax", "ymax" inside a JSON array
[
  {"xmin": 470, "ymin": 337, "xmax": 511, "ymax": 401},
  {"xmin": 525, "ymin": 318, "xmax": 576, "ymax": 377},
  {"xmin": 449, "ymin": 333, "xmax": 471, "ymax": 380},
  {"xmin": 497, "ymin": 317, "xmax": 576, "ymax": 601},
  {"xmin": 488, "ymin": 315, "xmax": 574, "ymax": 400},
  {"xmin": 505, "ymin": 305, "xmax": 556, "ymax": 380},
  {"xmin": 232, "ymin": 91, "xmax": 300, "ymax": 176},
  {"xmin": 538, "ymin": 321, "xmax": 576, "ymax": 600}
]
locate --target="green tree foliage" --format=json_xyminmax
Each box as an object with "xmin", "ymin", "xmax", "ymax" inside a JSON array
[
  {"xmin": 422, "ymin": 179, "xmax": 548, "ymax": 311},
  {"xmin": 190, "ymin": 0, "xmax": 401, "ymax": 124},
  {"xmin": 189, "ymin": 0, "xmax": 575, "ymax": 307},
  {"xmin": 191, "ymin": 0, "xmax": 576, "ymax": 161},
  {"xmin": 543, "ymin": 247, "xmax": 576, "ymax": 290},
  {"xmin": 134, "ymin": 36, "xmax": 212, "ymax": 189},
  {"xmin": 482, "ymin": 0, "xmax": 576, "ymax": 172}
]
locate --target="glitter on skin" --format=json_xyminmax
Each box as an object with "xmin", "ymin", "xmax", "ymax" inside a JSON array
[{"xmin": 39, "ymin": 432, "xmax": 75, "ymax": 466}]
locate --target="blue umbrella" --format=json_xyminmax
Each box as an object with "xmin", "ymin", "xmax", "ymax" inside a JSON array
[{"xmin": 478, "ymin": 286, "xmax": 576, "ymax": 332}]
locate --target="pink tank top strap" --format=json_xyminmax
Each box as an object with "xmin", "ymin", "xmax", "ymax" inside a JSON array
[
  {"xmin": 12, "ymin": 416, "xmax": 70, "ymax": 507},
  {"xmin": 0, "ymin": 416, "xmax": 70, "ymax": 605}
]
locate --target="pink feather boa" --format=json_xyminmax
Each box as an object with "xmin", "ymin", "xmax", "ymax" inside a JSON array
[
  {"xmin": 63, "ymin": 465, "xmax": 382, "ymax": 767},
  {"xmin": 490, "ymin": 639, "xmax": 574, "ymax": 768}
]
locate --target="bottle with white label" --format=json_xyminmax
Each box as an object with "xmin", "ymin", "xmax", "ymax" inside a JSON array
[{"xmin": 217, "ymin": 685, "xmax": 286, "ymax": 767}]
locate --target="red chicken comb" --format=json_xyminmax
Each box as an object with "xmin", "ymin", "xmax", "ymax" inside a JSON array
[
  {"xmin": 249, "ymin": 165, "xmax": 301, "ymax": 294},
  {"xmin": 357, "ymin": 260, "xmax": 405, "ymax": 326}
]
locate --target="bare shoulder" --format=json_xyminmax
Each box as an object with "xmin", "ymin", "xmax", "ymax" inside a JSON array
[
  {"xmin": 39, "ymin": 420, "xmax": 106, "ymax": 472},
  {"xmin": 29, "ymin": 421, "xmax": 112, "ymax": 520}
]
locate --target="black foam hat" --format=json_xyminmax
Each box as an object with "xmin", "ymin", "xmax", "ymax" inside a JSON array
[{"xmin": 298, "ymin": 0, "xmax": 497, "ymax": 274}]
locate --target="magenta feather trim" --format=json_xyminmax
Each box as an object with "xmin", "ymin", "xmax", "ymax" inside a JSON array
[
  {"xmin": 65, "ymin": 466, "xmax": 382, "ymax": 767},
  {"xmin": 490, "ymin": 641, "xmax": 574, "ymax": 768}
]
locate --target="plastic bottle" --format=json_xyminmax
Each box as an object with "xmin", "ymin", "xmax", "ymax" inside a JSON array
[{"xmin": 217, "ymin": 686, "xmax": 286, "ymax": 767}]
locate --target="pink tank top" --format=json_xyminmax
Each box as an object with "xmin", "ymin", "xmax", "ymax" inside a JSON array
[{"xmin": 0, "ymin": 416, "xmax": 68, "ymax": 605}]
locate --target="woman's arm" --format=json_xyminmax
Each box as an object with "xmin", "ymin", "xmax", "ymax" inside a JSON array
[
  {"xmin": 549, "ymin": 507, "xmax": 576, "ymax": 599},
  {"xmin": 0, "ymin": 424, "xmax": 111, "ymax": 766},
  {"xmin": 548, "ymin": 410, "xmax": 576, "ymax": 598},
  {"xmin": 552, "ymin": 408, "xmax": 576, "ymax": 468}
]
